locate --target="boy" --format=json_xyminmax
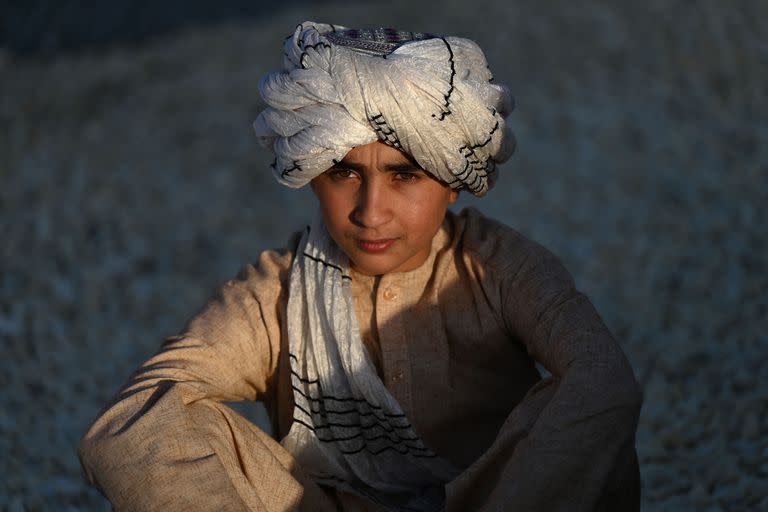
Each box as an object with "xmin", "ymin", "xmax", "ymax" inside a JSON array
[{"xmin": 80, "ymin": 22, "xmax": 642, "ymax": 511}]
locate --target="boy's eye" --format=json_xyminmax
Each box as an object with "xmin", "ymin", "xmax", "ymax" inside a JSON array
[
  {"xmin": 329, "ymin": 168, "xmax": 356, "ymax": 179},
  {"xmin": 395, "ymin": 171, "xmax": 420, "ymax": 182}
]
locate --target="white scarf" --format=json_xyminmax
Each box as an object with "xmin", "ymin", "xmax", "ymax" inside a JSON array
[
  {"xmin": 281, "ymin": 219, "xmax": 459, "ymax": 511},
  {"xmin": 253, "ymin": 22, "xmax": 515, "ymax": 197}
]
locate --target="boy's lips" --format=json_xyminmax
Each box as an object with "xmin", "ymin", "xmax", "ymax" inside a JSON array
[{"xmin": 355, "ymin": 238, "xmax": 397, "ymax": 253}]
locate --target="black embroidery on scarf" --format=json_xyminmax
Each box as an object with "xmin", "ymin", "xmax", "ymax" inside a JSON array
[
  {"xmin": 465, "ymin": 170, "xmax": 484, "ymax": 192},
  {"xmin": 282, "ymin": 24, "xmax": 305, "ymax": 67},
  {"xmin": 369, "ymin": 113, "xmax": 402, "ymax": 149},
  {"xmin": 290, "ymin": 385, "xmax": 436, "ymax": 456},
  {"xmin": 444, "ymin": 154, "xmax": 488, "ymax": 193},
  {"xmin": 300, "ymin": 252, "xmax": 352, "ymax": 281},
  {"xmin": 286, "ymin": 26, "xmax": 332, "ymax": 69},
  {"xmin": 370, "ymin": 114, "xmax": 387, "ymax": 125},
  {"xmin": 289, "ymin": 379, "xmax": 430, "ymax": 453},
  {"xmin": 458, "ymin": 154, "xmax": 488, "ymax": 178},
  {"xmin": 459, "ymin": 118, "xmax": 499, "ymax": 153},
  {"xmin": 456, "ymin": 160, "xmax": 474, "ymax": 180},
  {"xmin": 289, "ymin": 353, "xmax": 421, "ymax": 442},
  {"xmin": 291, "ymin": 386, "xmax": 411, "ymax": 420},
  {"xmin": 431, "ymin": 38, "xmax": 455, "ymax": 121},
  {"xmin": 298, "ymin": 25, "xmax": 309, "ymax": 48},
  {"xmin": 458, "ymin": 152, "xmax": 489, "ymax": 194},
  {"xmin": 291, "ymin": 396, "xmax": 416, "ymax": 428},
  {"xmin": 445, "ymin": 111, "xmax": 500, "ymax": 193},
  {"xmin": 292, "ymin": 417, "xmax": 435, "ymax": 457},
  {"xmin": 280, "ymin": 160, "xmax": 303, "ymax": 178},
  {"xmin": 291, "ymin": 404, "xmax": 420, "ymax": 442},
  {"xmin": 289, "ymin": 370, "xmax": 407, "ymax": 420},
  {"xmin": 299, "ymin": 41, "xmax": 332, "ymax": 69},
  {"xmin": 288, "ymin": 369, "xmax": 409, "ymax": 420}
]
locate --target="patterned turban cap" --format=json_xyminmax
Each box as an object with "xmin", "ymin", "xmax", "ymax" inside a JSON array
[{"xmin": 253, "ymin": 21, "xmax": 516, "ymax": 196}]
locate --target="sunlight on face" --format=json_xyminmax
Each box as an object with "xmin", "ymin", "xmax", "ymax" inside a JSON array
[{"xmin": 311, "ymin": 141, "xmax": 458, "ymax": 276}]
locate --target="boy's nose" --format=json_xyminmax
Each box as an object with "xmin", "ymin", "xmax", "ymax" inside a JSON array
[{"xmin": 351, "ymin": 181, "xmax": 392, "ymax": 229}]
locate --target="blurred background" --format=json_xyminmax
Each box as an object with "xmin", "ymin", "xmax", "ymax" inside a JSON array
[{"xmin": 1, "ymin": 0, "xmax": 766, "ymax": 510}]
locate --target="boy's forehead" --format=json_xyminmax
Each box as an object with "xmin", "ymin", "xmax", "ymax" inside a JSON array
[
  {"xmin": 339, "ymin": 153, "xmax": 414, "ymax": 167},
  {"xmin": 339, "ymin": 142, "xmax": 420, "ymax": 167}
]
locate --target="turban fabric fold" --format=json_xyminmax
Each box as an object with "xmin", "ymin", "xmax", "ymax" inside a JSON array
[{"xmin": 254, "ymin": 21, "xmax": 515, "ymax": 196}]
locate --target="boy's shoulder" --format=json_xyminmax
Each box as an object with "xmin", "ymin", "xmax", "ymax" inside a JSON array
[
  {"xmin": 221, "ymin": 230, "xmax": 303, "ymax": 303},
  {"xmin": 449, "ymin": 207, "xmax": 558, "ymax": 274}
]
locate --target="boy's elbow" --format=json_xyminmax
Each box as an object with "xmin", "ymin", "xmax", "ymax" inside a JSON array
[
  {"xmin": 622, "ymin": 376, "xmax": 644, "ymax": 419},
  {"xmin": 609, "ymin": 364, "xmax": 644, "ymax": 424},
  {"xmin": 587, "ymin": 354, "xmax": 643, "ymax": 422},
  {"xmin": 78, "ymin": 427, "xmax": 110, "ymax": 496},
  {"xmin": 78, "ymin": 417, "xmax": 113, "ymax": 482}
]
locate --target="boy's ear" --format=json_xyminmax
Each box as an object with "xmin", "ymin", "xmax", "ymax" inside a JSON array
[{"xmin": 448, "ymin": 189, "xmax": 459, "ymax": 204}]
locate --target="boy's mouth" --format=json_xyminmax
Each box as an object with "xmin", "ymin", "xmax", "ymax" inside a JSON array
[{"xmin": 356, "ymin": 238, "xmax": 396, "ymax": 253}]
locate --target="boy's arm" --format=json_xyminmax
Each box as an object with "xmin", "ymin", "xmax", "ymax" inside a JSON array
[
  {"xmin": 450, "ymin": 240, "xmax": 642, "ymax": 511},
  {"xmin": 78, "ymin": 261, "xmax": 291, "ymax": 511}
]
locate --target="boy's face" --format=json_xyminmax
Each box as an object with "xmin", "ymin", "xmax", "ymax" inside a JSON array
[{"xmin": 311, "ymin": 141, "xmax": 458, "ymax": 276}]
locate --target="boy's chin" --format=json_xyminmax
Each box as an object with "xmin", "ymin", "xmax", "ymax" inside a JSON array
[
  {"xmin": 348, "ymin": 251, "xmax": 425, "ymax": 277},
  {"xmin": 349, "ymin": 258, "xmax": 395, "ymax": 277}
]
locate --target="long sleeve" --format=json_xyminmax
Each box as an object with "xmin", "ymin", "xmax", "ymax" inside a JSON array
[
  {"xmin": 446, "ymin": 229, "xmax": 642, "ymax": 511},
  {"xmin": 78, "ymin": 251, "xmax": 310, "ymax": 511}
]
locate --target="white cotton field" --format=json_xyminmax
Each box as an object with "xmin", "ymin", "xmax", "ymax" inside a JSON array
[{"xmin": 1, "ymin": 1, "xmax": 766, "ymax": 510}]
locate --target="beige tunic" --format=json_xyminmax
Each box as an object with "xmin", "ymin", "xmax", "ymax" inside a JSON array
[{"xmin": 79, "ymin": 208, "xmax": 642, "ymax": 511}]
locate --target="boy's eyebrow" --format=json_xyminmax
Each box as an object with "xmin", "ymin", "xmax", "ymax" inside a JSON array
[
  {"xmin": 383, "ymin": 162, "xmax": 423, "ymax": 173},
  {"xmin": 332, "ymin": 160, "xmax": 364, "ymax": 170},
  {"xmin": 334, "ymin": 159, "xmax": 423, "ymax": 173}
]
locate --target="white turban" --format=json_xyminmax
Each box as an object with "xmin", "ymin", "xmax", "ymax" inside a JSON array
[{"xmin": 253, "ymin": 22, "xmax": 515, "ymax": 196}]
